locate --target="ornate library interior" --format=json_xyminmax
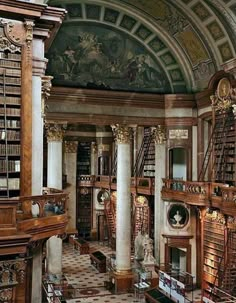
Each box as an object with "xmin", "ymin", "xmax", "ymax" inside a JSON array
[{"xmin": 0, "ymin": 0, "xmax": 236, "ymax": 302}]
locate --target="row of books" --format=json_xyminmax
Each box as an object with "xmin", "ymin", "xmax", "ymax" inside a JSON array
[
  {"xmin": 0, "ymin": 86, "xmax": 21, "ymax": 95},
  {"xmin": 0, "ymin": 144, "xmax": 21, "ymax": 155},
  {"xmin": 0, "ymin": 60, "xmax": 21, "ymax": 68},
  {"xmin": 0, "ymin": 130, "xmax": 20, "ymax": 140},
  {"xmin": 0, "ymin": 68, "xmax": 21, "ymax": 77},
  {"xmin": 0, "ymin": 52, "xmax": 21, "ymax": 60},
  {"xmin": 0, "ymin": 108, "xmax": 20, "ymax": 116},
  {"xmin": 0, "ymin": 96, "xmax": 21, "ymax": 105},
  {"xmin": 0, "ymin": 120, "xmax": 20, "ymax": 128},
  {"xmin": 0, "ymin": 76, "xmax": 21, "ymax": 85},
  {"xmin": 0, "ymin": 159, "xmax": 20, "ymax": 172},
  {"xmin": 0, "ymin": 177, "xmax": 20, "ymax": 189}
]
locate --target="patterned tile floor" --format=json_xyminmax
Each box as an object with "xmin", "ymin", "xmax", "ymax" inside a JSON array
[{"xmin": 62, "ymin": 241, "xmax": 202, "ymax": 303}]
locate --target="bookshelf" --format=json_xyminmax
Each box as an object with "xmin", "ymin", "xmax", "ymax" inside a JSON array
[
  {"xmin": 0, "ymin": 44, "xmax": 21, "ymax": 197},
  {"xmin": 77, "ymin": 187, "xmax": 92, "ymax": 240},
  {"xmin": 143, "ymin": 127, "xmax": 155, "ymax": 177},
  {"xmin": 77, "ymin": 142, "xmax": 91, "ymax": 175},
  {"xmin": 203, "ymin": 211, "xmax": 225, "ymax": 291},
  {"xmin": 213, "ymin": 110, "xmax": 236, "ymax": 185}
]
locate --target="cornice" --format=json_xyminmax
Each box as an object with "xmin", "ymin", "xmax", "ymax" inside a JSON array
[
  {"xmin": 46, "ymin": 112, "xmax": 165, "ymax": 126},
  {"xmin": 49, "ymin": 87, "xmax": 198, "ymax": 110},
  {"xmin": 49, "ymin": 87, "xmax": 165, "ymax": 109}
]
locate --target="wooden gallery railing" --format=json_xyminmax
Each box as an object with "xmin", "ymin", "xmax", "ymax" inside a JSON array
[
  {"xmin": 0, "ymin": 187, "xmax": 69, "ymax": 242},
  {"xmin": 162, "ymin": 179, "xmax": 236, "ymax": 213}
]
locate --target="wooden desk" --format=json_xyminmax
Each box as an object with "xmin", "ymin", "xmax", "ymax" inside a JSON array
[
  {"xmin": 145, "ymin": 288, "xmax": 174, "ymax": 303},
  {"xmin": 73, "ymin": 238, "xmax": 89, "ymax": 255},
  {"xmin": 90, "ymin": 251, "xmax": 106, "ymax": 273}
]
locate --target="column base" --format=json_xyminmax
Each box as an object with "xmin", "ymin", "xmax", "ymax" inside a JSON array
[{"xmin": 109, "ymin": 270, "xmax": 134, "ymax": 294}]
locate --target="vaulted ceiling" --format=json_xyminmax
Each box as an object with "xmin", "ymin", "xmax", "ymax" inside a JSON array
[{"xmin": 46, "ymin": 0, "xmax": 236, "ymax": 94}]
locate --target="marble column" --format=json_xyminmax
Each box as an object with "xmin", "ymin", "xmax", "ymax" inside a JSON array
[
  {"xmin": 31, "ymin": 35, "xmax": 49, "ymax": 303},
  {"xmin": 152, "ymin": 125, "xmax": 166, "ymax": 265},
  {"xmin": 45, "ymin": 122, "xmax": 66, "ymax": 279},
  {"xmin": 111, "ymin": 124, "xmax": 132, "ymax": 272},
  {"xmin": 64, "ymin": 141, "xmax": 78, "ymax": 231},
  {"xmin": 31, "ymin": 244, "xmax": 43, "ymax": 303},
  {"xmin": 45, "ymin": 122, "xmax": 66, "ymax": 190}
]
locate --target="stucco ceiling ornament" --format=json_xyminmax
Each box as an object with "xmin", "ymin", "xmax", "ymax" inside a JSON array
[
  {"xmin": 152, "ymin": 125, "xmax": 166, "ymax": 144},
  {"xmin": 111, "ymin": 124, "xmax": 132, "ymax": 144}
]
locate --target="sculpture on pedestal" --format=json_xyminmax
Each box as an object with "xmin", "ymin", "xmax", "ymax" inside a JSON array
[{"xmin": 134, "ymin": 231, "xmax": 144, "ymax": 260}]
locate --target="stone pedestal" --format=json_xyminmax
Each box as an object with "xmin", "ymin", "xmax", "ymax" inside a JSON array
[{"xmin": 110, "ymin": 271, "xmax": 134, "ymax": 294}]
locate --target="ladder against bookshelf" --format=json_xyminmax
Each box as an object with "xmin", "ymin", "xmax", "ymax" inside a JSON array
[
  {"xmin": 213, "ymin": 109, "xmax": 236, "ymax": 185},
  {"xmin": 0, "ymin": 31, "xmax": 22, "ymax": 197},
  {"xmin": 143, "ymin": 127, "xmax": 155, "ymax": 177}
]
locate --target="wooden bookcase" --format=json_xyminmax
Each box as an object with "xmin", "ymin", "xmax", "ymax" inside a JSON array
[
  {"xmin": 77, "ymin": 187, "xmax": 92, "ymax": 240},
  {"xmin": 203, "ymin": 212, "xmax": 226, "ymax": 294},
  {"xmin": 133, "ymin": 196, "xmax": 150, "ymax": 241},
  {"xmin": 213, "ymin": 109, "xmax": 235, "ymax": 185},
  {"xmin": 0, "ymin": 30, "xmax": 22, "ymax": 197},
  {"xmin": 143, "ymin": 127, "xmax": 155, "ymax": 177},
  {"xmin": 77, "ymin": 142, "xmax": 91, "ymax": 175}
]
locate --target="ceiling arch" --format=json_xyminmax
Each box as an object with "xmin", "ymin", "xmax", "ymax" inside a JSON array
[{"xmin": 46, "ymin": 0, "xmax": 236, "ymax": 94}]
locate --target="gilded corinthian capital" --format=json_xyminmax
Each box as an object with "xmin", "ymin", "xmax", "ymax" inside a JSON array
[
  {"xmin": 45, "ymin": 121, "xmax": 67, "ymax": 142},
  {"xmin": 64, "ymin": 141, "xmax": 78, "ymax": 153},
  {"xmin": 152, "ymin": 125, "xmax": 166, "ymax": 144},
  {"xmin": 111, "ymin": 124, "xmax": 132, "ymax": 144}
]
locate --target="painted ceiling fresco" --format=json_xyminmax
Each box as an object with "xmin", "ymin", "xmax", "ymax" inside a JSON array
[
  {"xmin": 47, "ymin": 0, "xmax": 236, "ymax": 94},
  {"xmin": 46, "ymin": 24, "xmax": 171, "ymax": 93}
]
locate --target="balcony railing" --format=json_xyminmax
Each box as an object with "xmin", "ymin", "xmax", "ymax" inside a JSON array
[
  {"xmin": 162, "ymin": 179, "xmax": 236, "ymax": 213},
  {"xmin": 0, "ymin": 187, "xmax": 69, "ymax": 241}
]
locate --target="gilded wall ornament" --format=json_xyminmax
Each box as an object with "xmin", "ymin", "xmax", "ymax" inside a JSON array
[
  {"xmin": 111, "ymin": 124, "xmax": 132, "ymax": 144},
  {"xmin": 91, "ymin": 141, "xmax": 97, "ymax": 153},
  {"xmin": 152, "ymin": 125, "xmax": 166, "ymax": 144},
  {"xmin": 41, "ymin": 76, "xmax": 53, "ymax": 118},
  {"xmin": 211, "ymin": 77, "xmax": 234, "ymax": 113},
  {"xmin": 45, "ymin": 122, "xmax": 67, "ymax": 142}
]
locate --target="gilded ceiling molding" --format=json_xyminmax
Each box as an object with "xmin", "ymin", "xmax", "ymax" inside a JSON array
[
  {"xmin": 45, "ymin": 121, "xmax": 67, "ymax": 142},
  {"xmin": 152, "ymin": 125, "xmax": 167, "ymax": 144},
  {"xmin": 111, "ymin": 124, "xmax": 132, "ymax": 144},
  {"xmin": 41, "ymin": 75, "xmax": 53, "ymax": 118},
  {"xmin": 64, "ymin": 141, "xmax": 78, "ymax": 153}
]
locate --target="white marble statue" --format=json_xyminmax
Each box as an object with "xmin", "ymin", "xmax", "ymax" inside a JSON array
[
  {"xmin": 143, "ymin": 234, "xmax": 156, "ymax": 264},
  {"xmin": 134, "ymin": 231, "xmax": 144, "ymax": 260}
]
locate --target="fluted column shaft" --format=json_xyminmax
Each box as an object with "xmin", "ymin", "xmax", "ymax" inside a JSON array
[
  {"xmin": 45, "ymin": 122, "xmax": 66, "ymax": 278},
  {"xmin": 111, "ymin": 125, "xmax": 132, "ymax": 272}
]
